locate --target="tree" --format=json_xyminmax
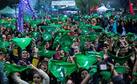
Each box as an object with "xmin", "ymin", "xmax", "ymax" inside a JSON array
[{"xmin": 0, "ymin": 0, "xmax": 19, "ymax": 10}]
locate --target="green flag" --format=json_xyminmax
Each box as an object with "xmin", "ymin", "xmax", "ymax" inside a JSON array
[
  {"xmin": 10, "ymin": 18, "xmax": 16, "ymax": 23},
  {"xmin": 115, "ymin": 66, "xmax": 127, "ymax": 74},
  {"xmin": 12, "ymin": 38, "xmax": 32, "ymax": 49},
  {"xmin": 52, "ymin": 36, "xmax": 62, "ymax": 48},
  {"xmin": 42, "ymin": 33, "xmax": 52, "ymax": 41},
  {"xmin": 86, "ymin": 51, "xmax": 104, "ymax": 58},
  {"xmin": 75, "ymin": 53, "xmax": 97, "ymax": 69},
  {"xmin": 0, "ymin": 41, "xmax": 10, "ymax": 48},
  {"xmin": 41, "ymin": 26, "xmax": 56, "ymax": 33},
  {"xmin": 81, "ymin": 28, "xmax": 90, "ymax": 35},
  {"xmin": 133, "ymin": 72, "xmax": 137, "ymax": 77},
  {"xmin": 4, "ymin": 63, "xmax": 32, "ymax": 75},
  {"xmin": 45, "ymin": 19, "xmax": 51, "ymax": 24},
  {"xmin": 57, "ymin": 29, "xmax": 70, "ymax": 35},
  {"xmin": 60, "ymin": 35, "xmax": 73, "ymax": 47},
  {"xmin": 31, "ymin": 32, "xmax": 39, "ymax": 39},
  {"xmin": 48, "ymin": 60, "xmax": 77, "ymax": 81},
  {"xmin": 3, "ymin": 24, "xmax": 16, "ymax": 30},
  {"xmin": 100, "ymin": 71, "xmax": 112, "ymax": 80},
  {"xmin": 92, "ymin": 25, "xmax": 103, "ymax": 30},
  {"xmin": 89, "ymin": 65, "xmax": 97, "ymax": 76},
  {"xmin": 127, "ymin": 32, "xmax": 135, "ymax": 41},
  {"xmin": 108, "ymin": 51, "xmax": 132, "ymax": 65},
  {"xmin": 92, "ymin": 13, "xmax": 99, "ymax": 18},
  {"xmin": 38, "ymin": 49, "xmax": 56, "ymax": 58},
  {"xmin": 104, "ymin": 12, "xmax": 112, "ymax": 18},
  {"xmin": 24, "ymin": 16, "xmax": 31, "ymax": 22},
  {"xmin": 86, "ymin": 34, "xmax": 97, "ymax": 42},
  {"xmin": 49, "ymin": 24, "xmax": 62, "ymax": 29}
]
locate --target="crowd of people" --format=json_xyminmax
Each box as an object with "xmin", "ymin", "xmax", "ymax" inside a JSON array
[{"xmin": 0, "ymin": 13, "xmax": 137, "ymax": 84}]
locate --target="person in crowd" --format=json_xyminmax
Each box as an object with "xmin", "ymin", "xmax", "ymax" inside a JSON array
[
  {"xmin": 0, "ymin": 50, "xmax": 9, "ymax": 84},
  {"xmin": 0, "ymin": 13, "xmax": 137, "ymax": 84},
  {"xmin": 18, "ymin": 50, "xmax": 31, "ymax": 66}
]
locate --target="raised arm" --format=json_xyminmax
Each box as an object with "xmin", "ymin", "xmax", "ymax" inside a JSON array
[
  {"xmin": 11, "ymin": 73, "xmax": 29, "ymax": 84},
  {"xmin": 31, "ymin": 64, "xmax": 50, "ymax": 84}
]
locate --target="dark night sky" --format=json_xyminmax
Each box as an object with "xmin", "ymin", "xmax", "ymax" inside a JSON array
[{"xmin": 0, "ymin": 0, "xmax": 135, "ymax": 10}]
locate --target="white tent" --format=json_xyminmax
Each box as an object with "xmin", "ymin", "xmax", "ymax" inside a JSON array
[
  {"xmin": 0, "ymin": 6, "xmax": 16, "ymax": 14},
  {"xmin": 97, "ymin": 5, "xmax": 109, "ymax": 13}
]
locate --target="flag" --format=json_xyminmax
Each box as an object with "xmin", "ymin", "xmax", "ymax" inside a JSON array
[
  {"xmin": 48, "ymin": 60, "xmax": 77, "ymax": 81},
  {"xmin": 75, "ymin": 53, "xmax": 97, "ymax": 69},
  {"xmin": 129, "ymin": 0, "xmax": 135, "ymax": 15},
  {"xmin": 0, "ymin": 41, "xmax": 10, "ymax": 48},
  {"xmin": 38, "ymin": 49, "xmax": 56, "ymax": 58},
  {"xmin": 115, "ymin": 66, "xmax": 127, "ymax": 74},
  {"xmin": 12, "ymin": 38, "xmax": 32, "ymax": 49},
  {"xmin": 4, "ymin": 63, "xmax": 32, "ymax": 75}
]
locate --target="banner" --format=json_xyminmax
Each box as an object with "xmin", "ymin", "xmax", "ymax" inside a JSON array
[{"xmin": 17, "ymin": 0, "xmax": 24, "ymax": 32}]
